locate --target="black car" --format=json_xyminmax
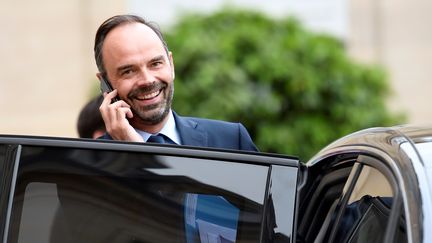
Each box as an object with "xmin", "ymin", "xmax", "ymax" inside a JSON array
[{"xmin": 0, "ymin": 125, "xmax": 430, "ymax": 243}]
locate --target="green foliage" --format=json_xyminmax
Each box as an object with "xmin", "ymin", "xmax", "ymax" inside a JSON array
[{"xmin": 164, "ymin": 8, "xmax": 404, "ymax": 161}]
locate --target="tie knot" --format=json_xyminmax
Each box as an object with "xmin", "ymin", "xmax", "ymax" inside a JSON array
[{"xmin": 147, "ymin": 134, "xmax": 171, "ymax": 144}]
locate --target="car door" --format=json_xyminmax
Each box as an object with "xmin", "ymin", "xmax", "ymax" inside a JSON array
[{"xmin": 0, "ymin": 135, "xmax": 299, "ymax": 243}]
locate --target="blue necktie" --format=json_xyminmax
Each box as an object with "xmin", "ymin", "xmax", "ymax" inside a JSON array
[{"xmin": 147, "ymin": 134, "xmax": 174, "ymax": 144}]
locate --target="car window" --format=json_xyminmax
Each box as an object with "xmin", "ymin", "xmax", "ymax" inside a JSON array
[
  {"xmin": 2, "ymin": 143, "xmax": 297, "ymax": 243},
  {"xmin": 299, "ymin": 155, "xmax": 408, "ymax": 243},
  {"xmin": 322, "ymin": 161, "xmax": 407, "ymax": 243},
  {"xmin": 330, "ymin": 165, "xmax": 400, "ymax": 243},
  {"xmin": 263, "ymin": 165, "xmax": 298, "ymax": 243},
  {"xmin": 348, "ymin": 166, "xmax": 392, "ymax": 203}
]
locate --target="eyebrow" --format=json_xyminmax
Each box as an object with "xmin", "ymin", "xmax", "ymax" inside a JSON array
[
  {"xmin": 116, "ymin": 64, "xmax": 133, "ymax": 74},
  {"xmin": 116, "ymin": 55, "xmax": 166, "ymax": 73},
  {"xmin": 149, "ymin": 55, "xmax": 165, "ymax": 63}
]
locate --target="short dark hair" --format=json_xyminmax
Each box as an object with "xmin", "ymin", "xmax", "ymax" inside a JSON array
[
  {"xmin": 77, "ymin": 95, "xmax": 105, "ymax": 138},
  {"xmin": 94, "ymin": 14, "xmax": 169, "ymax": 74}
]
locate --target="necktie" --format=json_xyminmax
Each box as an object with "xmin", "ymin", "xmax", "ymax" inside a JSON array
[{"xmin": 147, "ymin": 134, "xmax": 174, "ymax": 144}]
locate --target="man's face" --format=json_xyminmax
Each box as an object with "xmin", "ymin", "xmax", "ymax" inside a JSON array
[{"xmin": 100, "ymin": 23, "xmax": 174, "ymax": 126}]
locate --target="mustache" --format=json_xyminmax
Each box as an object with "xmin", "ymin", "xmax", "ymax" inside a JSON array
[{"xmin": 127, "ymin": 82, "xmax": 166, "ymax": 99}]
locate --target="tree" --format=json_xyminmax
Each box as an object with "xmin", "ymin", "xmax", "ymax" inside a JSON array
[{"xmin": 164, "ymin": 8, "xmax": 404, "ymax": 161}]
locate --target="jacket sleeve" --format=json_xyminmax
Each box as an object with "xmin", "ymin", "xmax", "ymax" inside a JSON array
[{"xmin": 238, "ymin": 123, "xmax": 259, "ymax": 152}]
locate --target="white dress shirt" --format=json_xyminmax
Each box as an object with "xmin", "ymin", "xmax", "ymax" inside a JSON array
[{"xmin": 135, "ymin": 110, "xmax": 181, "ymax": 145}]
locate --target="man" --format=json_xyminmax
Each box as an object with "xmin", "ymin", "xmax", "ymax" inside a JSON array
[{"xmin": 95, "ymin": 14, "xmax": 257, "ymax": 151}]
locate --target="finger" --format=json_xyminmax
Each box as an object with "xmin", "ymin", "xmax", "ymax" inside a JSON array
[
  {"xmin": 116, "ymin": 107, "xmax": 133, "ymax": 121},
  {"xmin": 106, "ymin": 89, "xmax": 118, "ymax": 102},
  {"xmin": 126, "ymin": 109, "xmax": 134, "ymax": 119},
  {"xmin": 102, "ymin": 101, "xmax": 130, "ymax": 126},
  {"xmin": 116, "ymin": 99, "xmax": 131, "ymax": 108},
  {"xmin": 106, "ymin": 99, "xmax": 130, "ymax": 110},
  {"xmin": 100, "ymin": 89, "xmax": 117, "ymax": 108}
]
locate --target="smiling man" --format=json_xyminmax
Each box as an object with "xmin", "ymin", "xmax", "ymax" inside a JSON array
[{"xmin": 94, "ymin": 14, "xmax": 257, "ymax": 151}]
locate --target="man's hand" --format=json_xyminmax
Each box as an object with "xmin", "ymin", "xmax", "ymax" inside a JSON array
[{"xmin": 99, "ymin": 90, "xmax": 144, "ymax": 142}]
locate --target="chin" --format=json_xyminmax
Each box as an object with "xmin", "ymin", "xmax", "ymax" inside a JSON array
[{"xmin": 136, "ymin": 108, "xmax": 169, "ymax": 125}]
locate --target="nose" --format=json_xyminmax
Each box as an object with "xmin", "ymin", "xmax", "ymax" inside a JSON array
[{"xmin": 135, "ymin": 68, "xmax": 154, "ymax": 85}]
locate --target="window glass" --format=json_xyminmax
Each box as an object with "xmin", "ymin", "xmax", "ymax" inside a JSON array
[
  {"xmin": 15, "ymin": 182, "xmax": 60, "ymax": 243},
  {"xmin": 264, "ymin": 165, "xmax": 297, "ymax": 242},
  {"xmin": 348, "ymin": 166, "xmax": 392, "ymax": 204},
  {"xmin": 333, "ymin": 165, "xmax": 406, "ymax": 243},
  {"xmin": 7, "ymin": 146, "xmax": 272, "ymax": 243}
]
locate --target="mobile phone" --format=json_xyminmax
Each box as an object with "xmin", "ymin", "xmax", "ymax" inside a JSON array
[{"xmin": 100, "ymin": 77, "xmax": 120, "ymax": 103}]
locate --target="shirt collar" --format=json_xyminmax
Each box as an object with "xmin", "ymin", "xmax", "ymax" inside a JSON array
[{"xmin": 136, "ymin": 110, "xmax": 181, "ymax": 145}]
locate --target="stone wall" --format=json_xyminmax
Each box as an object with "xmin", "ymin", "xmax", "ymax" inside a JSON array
[{"xmin": 0, "ymin": 1, "xmax": 126, "ymax": 137}]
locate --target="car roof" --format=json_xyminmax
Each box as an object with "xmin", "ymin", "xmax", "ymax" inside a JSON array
[{"xmin": 307, "ymin": 125, "xmax": 432, "ymax": 166}]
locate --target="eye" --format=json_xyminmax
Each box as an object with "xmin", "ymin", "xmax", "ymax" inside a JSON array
[
  {"xmin": 150, "ymin": 61, "xmax": 163, "ymax": 68},
  {"xmin": 121, "ymin": 69, "xmax": 134, "ymax": 76}
]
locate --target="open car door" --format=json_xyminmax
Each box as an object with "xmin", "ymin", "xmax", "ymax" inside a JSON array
[{"xmin": 0, "ymin": 135, "xmax": 299, "ymax": 243}]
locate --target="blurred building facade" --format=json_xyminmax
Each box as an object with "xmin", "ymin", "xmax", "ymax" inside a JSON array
[
  {"xmin": 0, "ymin": 1, "xmax": 126, "ymax": 137},
  {"xmin": 349, "ymin": 0, "xmax": 432, "ymax": 124},
  {"xmin": 0, "ymin": 0, "xmax": 430, "ymax": 138}
]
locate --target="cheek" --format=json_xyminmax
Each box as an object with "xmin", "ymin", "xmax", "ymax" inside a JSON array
[
  {"xmin": 163, "ymin": 68, "xmax": 175, "ymax": 83},
  {"xmin": 114, "ymin": 82, "xmax": 133, "ymax": 98},
  {"xmin": 169, "ymin": 65, "xmax": 175, "ymax": 80},
  {"xmin": 171, "ymin": 69, "xmax": 175, "ymax": 80}
]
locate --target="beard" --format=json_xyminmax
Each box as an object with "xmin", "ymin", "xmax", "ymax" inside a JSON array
[{"xmin": 127, "ymin": 81, "xmax": 174, "ymax": 125}]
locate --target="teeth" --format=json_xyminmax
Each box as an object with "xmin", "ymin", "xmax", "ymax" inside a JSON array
[{"xmin": 137, "ymin": 90, "xmax": 160, "ymax": 100}]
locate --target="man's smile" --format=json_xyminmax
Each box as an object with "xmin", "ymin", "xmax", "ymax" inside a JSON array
[
  {"xmin": 128, "ymin": 81, "xmax": 167, "ymax": 103},
  {"xmin": 135, "ymin": 89, "xmax": 163, "ymax": 100}
]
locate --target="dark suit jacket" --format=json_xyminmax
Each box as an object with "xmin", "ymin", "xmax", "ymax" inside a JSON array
[{"xmin": 100, "ymin": 111, "xmax": 258, "ymax": 152}]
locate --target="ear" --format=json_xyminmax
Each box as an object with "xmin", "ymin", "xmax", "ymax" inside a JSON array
[
  {"xmin": 168, "ymin": 51, "xmax": 175, "ymax": 80},
  {"xmin": 96, "ymin": 73, "xmax": 103, "ymax": 83}
]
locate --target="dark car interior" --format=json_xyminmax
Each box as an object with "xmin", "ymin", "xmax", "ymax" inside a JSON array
[{"xmin": 297, "ymin": 156, "xmax": 355, "ymax": 242}]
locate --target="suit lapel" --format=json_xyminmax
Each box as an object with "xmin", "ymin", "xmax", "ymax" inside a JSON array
[{"xmin": 173, "ymin": 112, "xmax": 208, "ymax": 147}]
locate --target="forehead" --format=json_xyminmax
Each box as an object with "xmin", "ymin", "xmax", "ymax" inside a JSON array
[
  {"xmin": 102, "ymin": 22, "xmax": 166, "ymax": 66},
  {"xmin": 106, "ymin": 22, "xmax": 162, "ymax": 44}
]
